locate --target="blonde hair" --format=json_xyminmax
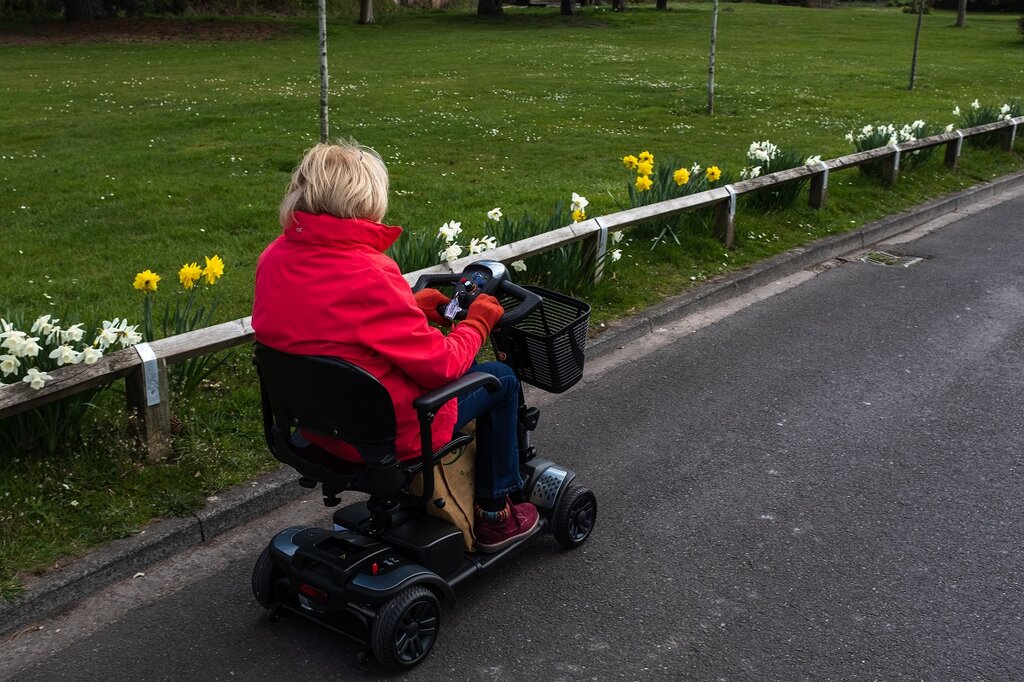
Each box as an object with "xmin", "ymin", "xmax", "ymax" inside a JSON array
[{"xmin": 279, "ymin": 140, "xmax": 389, "ymax": 228}]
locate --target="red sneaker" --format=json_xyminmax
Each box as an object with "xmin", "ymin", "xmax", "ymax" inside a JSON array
[{"xmin": 475, "ymin": 499, "xmax": 540, "ymax": 553}]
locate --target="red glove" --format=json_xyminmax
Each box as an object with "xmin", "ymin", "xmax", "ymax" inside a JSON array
[
  {"xmin": 414, "ymin": 288, "xmax": 451, "ymax": 326},
  {"xmin": 460, "ymin": 294, "xmax": 504, "ymax": 341}
]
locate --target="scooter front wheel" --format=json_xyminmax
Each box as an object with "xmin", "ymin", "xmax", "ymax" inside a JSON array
[
  {"xmin": 370, "ymin": 585, "xmax": 441, "ymax": 670},
  {"xmin": 553, "ymin": 485, "xmax": 597, "ymax": 548}
]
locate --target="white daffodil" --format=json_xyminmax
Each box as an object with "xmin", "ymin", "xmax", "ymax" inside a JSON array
[
  {"xmin": 440, "ymin": 243, "xmax": 463, "ymax": 263},
  {"xmin": 510, "ymin": 260, "xmax": 527, "ymax": 272},
  {"xmin": 30, "ymin": 315, "xmax": 59, "ymax": 335},
  {"xmin": 610, "ymin": 249, "xmax": 622, "ymax": 263},
  {"xmin": 96, "ymin": 320, "xmax": 121, "ymax": 350},
  {"xmin": 805, "ymin": 155, "xmax": 822, "ymax": 166},
  {"xmin": 486, "ymin": 208, "xmax": 502, "ymax": 222},
  {"xmin": 952, "ymin": 106, "xmax": 960, "ymax": 117},
  {"xmin": 611, "ymin": 230, "xmax": 624, "ymax": 245},
  {"xmin": 481, "ymin": 235, "xmax": 497, "ymax": 251},
  {"xmin": 844, "ymin": 132, "xmax": 855, "ymax": 143},
  {"xmin": 0, "ymin": 319, "xmax": 13, "ymax": 334},
  {"xmin": 437, "ymin": 221, "xmax": 462, "ymax": 243},
  {"xmin": 61, "ymin": 323, "xmax": 85, "ymax": 344},
  {"xmin": 119, "ymin": 324, "xmax": 143, "ymax": 348},
  {"xmin": 690, "ymin": 163, "xmax": 702, "ymax": 175},
  {"xmin": 468, "ymin": 238, "xmax": 486, "ymax": 255},
  {"xmin": 22, "ymin": 367, "xmax": 51, "ymax": 389},
  {"xmin": 0, "ymin": 354, "xmax": 19, "ymax": 377},
  {"xmin": 80, "ymin": 346, "xmax": 103, "ymax": 365},
  {"xmin": 1, "ymin": 331, "xmax": 26, "ymax": 352},
  {"xmin": 18, "ymin": 336, "xmax": 42, "ymax": 358},
  {"xmin": 861, "ymin": 124, "xmax": 874, "ymax": 136},
  {"xmin": 1000, "ymin": 103, "xmax": 1011, "ymax": 115},
  {"xmin": 945, "ymin": 123, "xmax": 955, "ymax": 132},
  {"xmin": 49, "ymin": 345, "xmax": 81, "ymax": 366},
  {"xmin": 971, "ymin": 99, "xmax": 980, "ymax": 110},
  {"xmin": 570, "ymin": 192, "xmax": 589, "ymax": 212}
]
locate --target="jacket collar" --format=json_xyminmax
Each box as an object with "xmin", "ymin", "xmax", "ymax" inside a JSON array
[{"xmin": 284, "ymin": 211, "xmax": 403, "ymax": 252}]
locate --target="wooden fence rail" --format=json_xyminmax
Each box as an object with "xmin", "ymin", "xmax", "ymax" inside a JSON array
[{"xmin": 1, "ymin": 116, "xmax": 1020, "ymax": 459}]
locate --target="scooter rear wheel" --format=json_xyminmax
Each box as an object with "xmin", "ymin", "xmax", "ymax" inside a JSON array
[
  {"xmin": 370, "ymin": 585, "xmax": 441, "ymax": 670},
  {"xmin": 251, "ymin": 546, "xmax": 277, "ymax": 609},
  {"xmin": 553, "ymin": 485, "xmax": 597, "ymax": 548}
]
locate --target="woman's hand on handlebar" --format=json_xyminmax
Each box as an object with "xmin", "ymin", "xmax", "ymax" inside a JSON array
[
  {"xmin": 414, "ymin": 288, "xmax": 452, "ymax": 326},
  {"xmin": 460, "ymin": 293, "xmax": 504, "ymax": 341}
]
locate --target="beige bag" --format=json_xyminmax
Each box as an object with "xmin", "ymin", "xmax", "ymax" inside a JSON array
[{"xmin": 411, "ymin": 423, "xmax": 477, "ymax": 551}]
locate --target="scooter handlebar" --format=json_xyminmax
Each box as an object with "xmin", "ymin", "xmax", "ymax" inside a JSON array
[{"xmin": 411, "ymin": 262, "xmax": 542, "ymax": 329}]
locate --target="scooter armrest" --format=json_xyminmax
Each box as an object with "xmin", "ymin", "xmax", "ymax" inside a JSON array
[{"xmin": 413, "ymin": 371, "xmax": 500, "ymax": 415}]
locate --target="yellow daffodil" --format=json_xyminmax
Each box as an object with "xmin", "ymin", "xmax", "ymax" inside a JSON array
[
  {"xmin": 179, "ymin": 262, "xmax": 203, "ymax": 290},
  {"xmin": 706, "ymin": 165, "xmax": 722, "ymax": 183},
  {"xmin": 636, "ymin": 161, "xmax": 654, "ymax": 177},
  {"xmin": 622, "ymin": 155, "xmax": 638, "ymax": 170},
  {"xmin": 673, "ymin": 168, "xmax": 690, "ymax": 186},
  {"xmin": 201, "ymin": 255, "xmax": 225, "ymax": 285},
  {"xmin": 638, "ymin": 151, "xmax": 654, "ymax": 165},
  {"xmin": 133, "ymin": 269, "xmax": 160, "ymax": 293},
  {"xmin": 572, "ymin": 209, "xmax": 586, "ymax": 222},
  {"xmin": 635, "ymin": 175, "xmax": 653, "ymax": 192}
]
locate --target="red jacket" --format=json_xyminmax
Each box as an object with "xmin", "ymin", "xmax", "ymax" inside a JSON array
[{"xmin": 252, "ymin": 212, "xmax": 484, "ymax": 461}]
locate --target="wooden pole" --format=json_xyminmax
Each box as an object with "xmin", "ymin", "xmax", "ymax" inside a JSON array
[
  {"xmin": 707, "ymin": 0, "xmax": 719, "ymax": 115},
  {"xmin": 318, "ymin": 0, "xmax": 329, "ymax": 143}
]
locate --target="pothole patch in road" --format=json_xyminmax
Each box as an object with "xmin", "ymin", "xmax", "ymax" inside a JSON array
[{"xmin": 859, "ymin": 250, "xmax": 928, "ymax": 268}]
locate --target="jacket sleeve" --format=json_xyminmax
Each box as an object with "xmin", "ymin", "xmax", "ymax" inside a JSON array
[{"xmin": 355, "ymin": 261, "xmax": 485, "ymax": 389}]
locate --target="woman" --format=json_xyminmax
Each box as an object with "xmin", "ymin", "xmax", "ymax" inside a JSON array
[{"xmin": 252, "ymin": 141, "xmax": 538, "ymax": 552}]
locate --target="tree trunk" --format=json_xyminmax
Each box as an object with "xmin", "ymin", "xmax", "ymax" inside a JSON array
[
  {"xmin": 707, "ymin": 0, "xmax": 719, "ymax": 115},
  {"xmin": 955, "ymin": 0, "xmax": 966, "ymax": 27},
  {"xmin": 64, "ymin": 0, "xmax": 102, "ymax": 21},
  {"xmin": 478, "ymin": 0, "xmax": 504, "ymax": 15},
  {"xmin": 561, "ymin": 0, "xmax": 574, "ymax": 15},
  {"xmin": 908, "ymin": 0, "xmax": 924, "ymax": 91},
  {"xmin": 319, "ymin": 0, "xmax": 330, "ymax": 142},
  {"xmin": 656, "ymin": 0, "xmax": 667, "ymax": 8},
  {"xmin": 611, "ymin": 0, "xmax": 625, "ymax": 11},
  {"xmin": 359, "ymin": 0, "xmax": 375, "ymax": 24}
]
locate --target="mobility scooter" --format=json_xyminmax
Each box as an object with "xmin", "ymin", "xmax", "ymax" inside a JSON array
[{"xmin": 250, "ymin": 259, "xmax": 598, "ymax": 670}]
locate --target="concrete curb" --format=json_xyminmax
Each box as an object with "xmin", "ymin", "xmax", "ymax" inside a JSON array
[{"xmin": 3, "ymin": 169, "xmax": 1023, "ymax": 638}]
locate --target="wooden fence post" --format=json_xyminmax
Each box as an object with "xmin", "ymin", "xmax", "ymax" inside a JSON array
[
  {"xmin": 944, "ymin": 131, "xmax": 963, "ymax": 169},
  {"xmin": 809, "ymin": 161, "xmax": 829, "ymax": 210},
  {"xmin": 883, "ymin": 144, "xmax": 901, "ymax": 185},
  {"xmin": 125, "ymin": 343, "xmax": 172, "ymax": 462},
  {"xmin": 713, "ymin": 185, "xmax": 737, "ymax": 249}
]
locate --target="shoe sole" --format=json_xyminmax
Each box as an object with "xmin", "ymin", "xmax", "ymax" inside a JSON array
[{"xmin": 474, "ymin": 516, "xmax": 541, "ymax": 554}]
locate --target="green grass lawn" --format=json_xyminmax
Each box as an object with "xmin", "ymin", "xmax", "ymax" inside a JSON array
[{"xmin": 0, "ymin": 4, "xmax": 1021, "ymax": 599}]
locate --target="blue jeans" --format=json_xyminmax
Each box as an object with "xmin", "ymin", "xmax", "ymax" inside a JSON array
[{"xmin": 453, "ymin": 361, "xmax": 523, "ymax": 500}]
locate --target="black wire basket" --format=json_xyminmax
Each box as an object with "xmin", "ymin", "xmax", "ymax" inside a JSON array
[{"xmin": 493, "ymin": 286, "xmax": 591, "ymax": 394}]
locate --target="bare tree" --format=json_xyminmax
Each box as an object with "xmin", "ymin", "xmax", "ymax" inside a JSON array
[
  {"xmin": 359, "ymin": 0, "xmax": 375, "ymax": 24},
  {"xmin": 561, "ymin": 0, "xmax": 575, "ymax": 16},
  {"xmin": 611, "ymin": 0, "xmax": 625, "ymax": 12},
  {"xmin": 909, "ymin": 0, "xmax": 925, "ymax": 91},
  {"xmin": 319, "ymin": 0, "xmax": 329, "ymax": 142},
  {"xmin": 657, "ymin": 0, "xmax": 668, "ymax": 9},
  {"xmin": 956, "ymin": 0, "xmax": 966, "ymax": 27},
  {"xmin": 707, "ymin": 0, "xmax": 719, "ymax": 114}
]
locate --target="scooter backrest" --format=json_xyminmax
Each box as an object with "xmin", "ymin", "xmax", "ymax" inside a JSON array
[{"xmin": 253, "ymin": 342, "xmax": 399, "ymax": 465}]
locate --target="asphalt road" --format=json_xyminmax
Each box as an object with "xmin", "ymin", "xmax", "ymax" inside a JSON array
[{"xmin": 5, "ymin": 193, "xmax": 1024, "ymax": 681}]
